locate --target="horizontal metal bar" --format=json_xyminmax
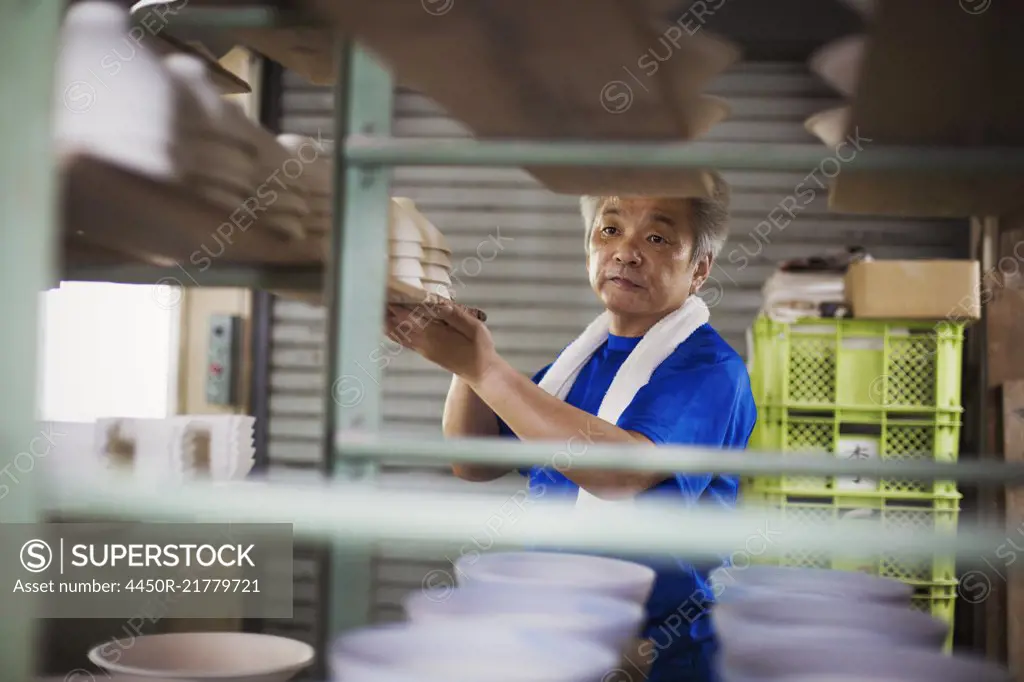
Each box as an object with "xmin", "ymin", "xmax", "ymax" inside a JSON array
[
  {"xmin": 42, "ymin": 469, "xmax": 1015, "ymax": 566},
  {"xmin": 62, "ymin": 264, "xmax": 323, "ymax": 290},
  {"xmin": 335, "ymin": 432, "xmax": 1024, "ymax": 484},
  {"xmin": 345, "ymin": 136, "xmax": 1024, "ymax": 172}
]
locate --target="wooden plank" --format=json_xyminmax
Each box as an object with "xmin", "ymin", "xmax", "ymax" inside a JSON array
[
  {"xmin": 1003, "ymin": 381, "xmax": 1024, "ymax": 679},
  {"xmin": 986, "ymin": 221, "xmax": 1024, "ymax": 389},
  {"xmin": 230, "ymin": 27, "xmax": 338, "ymax": 85}
]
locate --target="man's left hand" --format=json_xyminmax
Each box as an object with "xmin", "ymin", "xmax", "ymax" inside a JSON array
[{"xmin": 385, "ymin": 300, "xmax": 499, "ymax": 384}]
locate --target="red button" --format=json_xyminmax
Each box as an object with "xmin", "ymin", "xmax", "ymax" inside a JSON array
[{"xmin": 211, "ymin": 364, "xmax": 223, "ymax": 375}]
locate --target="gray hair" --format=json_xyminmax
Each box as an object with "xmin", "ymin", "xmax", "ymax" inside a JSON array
[{"xmin": 579, "ymin": 172, "xmax": 731, "ymax": 265}]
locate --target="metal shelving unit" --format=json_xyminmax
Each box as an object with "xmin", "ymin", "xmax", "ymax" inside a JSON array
[{"xmin": 6, "ymin": 3, "xmax": 1024, "ymax": 681}]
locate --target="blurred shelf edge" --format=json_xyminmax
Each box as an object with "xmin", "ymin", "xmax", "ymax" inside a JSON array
[{"xmin": 60, "ymin": 152, "xmax": 325, "ymax": 290}]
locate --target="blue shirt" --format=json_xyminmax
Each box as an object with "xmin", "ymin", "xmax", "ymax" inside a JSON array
[{"xmin": 497, "ymin": 322, "xmax": 757, "ymax": 682}]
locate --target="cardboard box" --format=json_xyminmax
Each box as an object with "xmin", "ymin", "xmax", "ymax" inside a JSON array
[{"xmin": 845, "ymin": 260, "xmax": 981, "ymax": 321}]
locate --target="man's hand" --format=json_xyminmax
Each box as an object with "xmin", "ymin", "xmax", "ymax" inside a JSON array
[{"xmin": 385, "ymin": 300, "xmax": 499, "ymax": 384}]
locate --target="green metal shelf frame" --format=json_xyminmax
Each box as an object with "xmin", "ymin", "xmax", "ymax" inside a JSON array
[{"xmin": 8, "ymin": 4, "xmax": 1024, "ymax": 680}]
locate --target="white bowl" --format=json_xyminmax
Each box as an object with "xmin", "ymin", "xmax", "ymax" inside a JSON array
[
  {"xmin": 711, "ymin": 566, "xmax": 912, "ymax": 605},
  {"xmin": 390, "ymin": 199, "xmax": 424, "ymax": 241},
  {"xmin": 804, "ymin": 106, "xmax": 851, "ymax": 148},
  {"xmin": 421, "ymin": 264, "xmax": 451, "ymax": 285},
  {"xmin": 455, "ymin": 551, "xmax": 656, "ymax": 607},
  {"xmin": 719, "ymin": 641, "xmax": 1011, "ymax": 682},
  {"xmin": 391, "ymin": 256, "xmax": 426, "ymax": 279},
  {"xmin": 809, "ymin": 34, "xmax": 865, "ymax": 98},
  {"xmin": 422, "ymin": 247, "xmax": 452, "ymax": 268},
  {"xmin": 424, "ymin": 282, "xmax": 451, "ymax": 299},
  {"xmin": 711, "ymin": 608, "xmax": 928, "ymax": 658},
  {"xmin": 404, "ymin": 584, "xmax": 644, "ymax": 653},
  {"xmin": 330, "ymin": 621, "xmax": 619, "ymax": 682},
  {"xmin": 394, "ymin": 197, "xmax": 451, "ymax": 252},
  {"xmin": 712, "ymin": 592, "xmax": 947, "ymax": 648},
  {"xmin": 88, "ymin": 632, "xmax": 314, "ymax": 682},
  {"xmin": 390, "ymin": 240, "xmax": 425, "ymax": 259}
]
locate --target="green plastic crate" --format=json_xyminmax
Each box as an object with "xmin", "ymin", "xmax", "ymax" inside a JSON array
[
  {"xmin": 751, "ymin": 316, "xmax": 966, "ymax": 413},
  {"xmin": 748, "ymin": 406, "xmax": 961, "ymax": 496},
  {"xmin": 741, "ymin": 487, "xmax": 960, "ymax": 585},
  {"xmin": 911, "ymin": 581, "xmax": 959, "ymax": 652}
]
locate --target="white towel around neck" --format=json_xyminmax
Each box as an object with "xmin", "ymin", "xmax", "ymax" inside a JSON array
[{"xmin": 536, "ymin": 295, "xmax": 711, "ymax": 508}]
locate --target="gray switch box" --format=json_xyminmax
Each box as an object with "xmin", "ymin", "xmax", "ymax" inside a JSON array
[{"xmin": 206, "ymin": 314, "xmax": 242, "ymax": 405}]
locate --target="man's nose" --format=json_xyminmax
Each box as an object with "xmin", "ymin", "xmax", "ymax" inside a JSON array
[{"xmin": 613, "ymin": 240, "xmax": 642, "ymax": 265}]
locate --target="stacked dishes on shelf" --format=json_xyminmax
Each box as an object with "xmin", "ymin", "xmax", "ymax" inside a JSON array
[
  {"xmin": 709, "ymin": 566, "xmax": 1011, "ymax": 682},
  {"xmin": 74, "ymin": 416, "xmax": 256, "ymax": 483},
  {"xmin": 330, "ymin": 551, "xmax": 654, "ymax": 682},
  {"xmin": 52, "ymin": 2, "xmax": 327, "ymax": 253},
  {"xmin": 277, "ymin": 133, "xmax": 333, "ymax": 235},
  {"xmin": 246, "ymin": 123, "xmax": 310, "ymax": 242},
  {"xmin": 164, "ymin": 53, "xmax": 259, "ymax": 211}
]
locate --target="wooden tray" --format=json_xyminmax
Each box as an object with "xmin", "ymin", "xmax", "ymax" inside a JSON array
[{"xmin": 387, "ymin": 277, "xmax": 487, "ymax": 321}]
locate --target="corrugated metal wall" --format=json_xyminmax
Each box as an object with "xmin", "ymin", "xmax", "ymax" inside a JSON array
[{"xmin": 265, "ymin": 61, "xmax": 970, "ymax": 637}]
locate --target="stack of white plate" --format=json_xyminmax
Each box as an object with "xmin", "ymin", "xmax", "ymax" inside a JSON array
[
  {"xmin": 327, "ymin": 551, "xmax": 657, "ymax": 682},
  {"xmin": 164, "ymin": 53, "xmax": 259, "ymax": 211},
  {"xmin": 174, "ymin": 415, "xmax": 256, "ymax": 481},
  {"xmin": 277, "ymin": 133, "xmax": 332, "ymax": 235},
  {"xmin": 403, "ymin": 582, "xmax": 645, "ymax": 657},
  {"xmin": 89, "ymin": 415, "xmax": 255, "ymax": 482},
  {"xmin": 394, "ymin": 197, "xmax": 455, "ymax": 299},
  {"xmin": 389, "ymin": 198, "xmax": 428, "ymax": 290},
  {"xmin": 709, "ymin": 566, "xmax": 1012, "ymax": 682},
  {"xmin": 245, "ymin": 125, "xmax": 310, "ymax": 241},
  {"xmin": 330, "ymin": 621, "xmax": 620, "ymax": 682}
]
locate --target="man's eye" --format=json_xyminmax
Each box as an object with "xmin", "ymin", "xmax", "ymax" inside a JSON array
[
  {"xmin": 648, "ymin": 235, "xmax": 666, "ymax": 244},
  {"xmin": 601, "ymin": 226, "xmax": 618, "ymax": 236}
]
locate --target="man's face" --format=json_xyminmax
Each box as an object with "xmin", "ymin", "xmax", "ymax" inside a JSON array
[{"xmin": 586, "ymin": 196, "xmax": 711, "ymax": 324}]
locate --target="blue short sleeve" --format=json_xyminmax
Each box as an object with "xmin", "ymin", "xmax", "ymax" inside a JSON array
[{"xmin": 616, "ymin": 356, "xmax": 757, "ymax": 504}]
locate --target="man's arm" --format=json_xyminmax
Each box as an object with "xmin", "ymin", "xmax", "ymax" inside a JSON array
[
  {"xmin": 442, "ymin": 375, "xmax": 512, "ymax": 482},
  {"xmin": 466, "ymin": 357, "xmax": 668, "ymax": 498}
]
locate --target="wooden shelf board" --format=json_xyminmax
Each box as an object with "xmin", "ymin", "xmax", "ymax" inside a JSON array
[
  {"xmin": 61, "ymin": 153, "xmax": 323, "ymax": 272},
  {"xmin": 831, "ymin": 0, "xmax": 1024, "ymax": 216},
  {"xmin": 150, "ymin": 32, "xmax": 252, "ymax": 94}
]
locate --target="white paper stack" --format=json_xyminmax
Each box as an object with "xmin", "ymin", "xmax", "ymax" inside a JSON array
[{"xmin": 760, "ymin": 270, "xmax": 848, "ymax": 323}]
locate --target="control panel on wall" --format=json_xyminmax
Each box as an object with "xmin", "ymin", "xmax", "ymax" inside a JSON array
[{"xmin": 206, "ymin": 314, "xmax": 242, "ymax": 406}]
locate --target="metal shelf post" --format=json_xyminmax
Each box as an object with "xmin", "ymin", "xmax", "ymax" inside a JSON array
[
  {"xmin": 0, "ymin": 4, "xmax": 62, "ymax": 680},
  {"xmin": 321, "ymin": 41, "xmax": 395, "ymax": 642}
]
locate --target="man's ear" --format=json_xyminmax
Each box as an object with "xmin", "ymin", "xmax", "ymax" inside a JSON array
[{"xmin": 689, "ymin": 255, "xmax": 713, "ymax": 295}]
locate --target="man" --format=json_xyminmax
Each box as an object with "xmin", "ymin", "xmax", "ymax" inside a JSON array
[{"xmin": 385, "ymin": 173, "xmax": 757, "ymax": 682}]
